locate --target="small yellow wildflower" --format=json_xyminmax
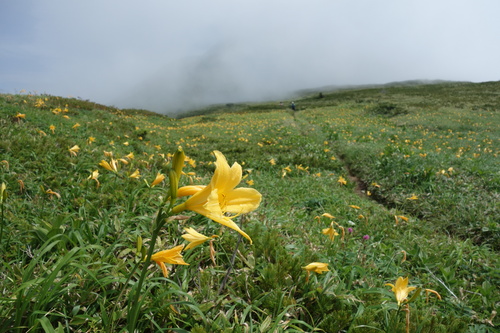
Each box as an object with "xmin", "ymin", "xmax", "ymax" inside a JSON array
[
  {"xmin": 338, "ymin": 176, "xmax": 347, "ymax": 186},
  {"xmin": 182, "ymin": 227, "xmax": 217, "ymax": 250},
  {"xmin": 87, "ymin": 170, "xmax": 100, "ymax": 187},
  {"xmin": 150, "ymin": 173, "xmax": 165, "ymax": 187},
  {"xmin": 322, "ymin": 225, "xmax": 339, "ymax": 241},
  {"xmin": 385, "ymin": 277, "xmax": 417, "ymax": 306},
  {"xmin": 99, "ymin": 159, "xmax": 118, "ymax": 173},
  {"xmin": 303, "ymin": 262, "xmax": 329, "ymax": 275},
  {"xmin": 151, "ymin": 245, "xmax": 189, "ymax": 278},
  {"xmin": 129, "ymin": 169, "xmax": 141, "ymax": 179},
  {"xmin": 68, "ymin": 145, "xmax": 80, "ymax": 156}
]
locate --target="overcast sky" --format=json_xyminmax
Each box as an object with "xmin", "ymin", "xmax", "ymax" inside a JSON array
[{"xmin": 1, "ymin": 1, "xmax": 499, "ymax": 113}]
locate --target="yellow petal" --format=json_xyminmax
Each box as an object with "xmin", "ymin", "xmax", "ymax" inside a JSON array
[
  {"xmin": 223, "ymin": 188, "xmax": 262, "ymax": 214},
  {"xmin": 177, "ymin": 185, "xmax": 206, "ymax": 197}
]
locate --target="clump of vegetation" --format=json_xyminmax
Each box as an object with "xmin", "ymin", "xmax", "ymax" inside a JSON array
[{"xmin": 369, "ymin": 102, "xmax": 408, "ymax": 117}]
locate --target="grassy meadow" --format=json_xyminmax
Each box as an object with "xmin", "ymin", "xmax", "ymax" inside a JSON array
[{"xmin": 0, "ymin": 81, "xmax": 499, "ymax": 332}]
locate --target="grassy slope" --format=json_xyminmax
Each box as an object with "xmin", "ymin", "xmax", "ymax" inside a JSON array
[{"xmin": 0, "ymin": 82, "xmax": 499, "ymax": 332}]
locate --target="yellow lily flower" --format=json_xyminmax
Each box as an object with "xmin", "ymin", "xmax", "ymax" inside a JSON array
[
  {"xmin": 99, "ymin": 159, "xmax": 118, "ymax": 173},
  {"xmin": 150, "ymin": 172, "xmax": 165, "ymax": 187},
  {"xmin": 129, "ymin": 169, "xmax": 141, "ymax": 179},
  {"xmin": 87, "ymin": 170, "xmax": 100, "ymax": 187},
  {"xmin": 182, "ymin": 227, "xmax": 217, "ymax": 250},
  {"xmin": 385, "ymin": 277, "xmax": 417, "ymax": 306},
  {"xmin": 173, "ymin": 151, "xmax": 262, "ymax": 243},
  {"xmin": 338, "ymin": 176, "xmax": 347, "ymax": 185},
  {"xmin": 177, "ymin": 185, "xmax": 206, "ymax": 197},
  {"xmin": 151, "ymin": 245, "xmax": 189, "ymax": 278},
  {"xmin": 68, "ymin": 145, "xmax": 80, "ymax": 156},
  {"xmin": 303, "ymin": 262, "xmax": 329, "ymax": 274},
  {"xmin": 322, "ymin": 225, "xmax": 339, "ymax": 241}
]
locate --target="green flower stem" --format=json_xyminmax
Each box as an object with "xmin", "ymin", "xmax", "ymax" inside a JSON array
[
  {"xmin": 218, "ymin": 216, "xmax": 245, "ymax": 294},
  {"xmin": 0, "ymin": 202, "xmax": 4, "ymax": 246},
  {"xmin": 127, "ymin": 206, "xmax": 169, "ymax": 332}
]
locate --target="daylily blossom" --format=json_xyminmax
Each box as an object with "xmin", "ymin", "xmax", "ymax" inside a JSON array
[
  {"xmin": 150, "ymin": 172, "xmax": 165, "ymax": 187},
  {"xmin": 68, "ymin": 145, "xmax": 80, "ymax": 156},
  {"xmin": 129, "ymin": 169, "xmax": 141, "ymax": 179},
  {"xmin": 182, "ymin": 227, "xmax": 217, "ymax": 250},
  {"xmin": 303, "ymin": 262, "xmax": 329, "ymax": 276},
  {"xmin": 322, "ymin": 225, "xmax": 339, "ymax": 241},
  {"xmin": 151, "ymin": 245, "xmax": 189, "ymax": 278},
  {"xmin": 172, "ymin": 151, "xmax": 262, "ymax": 243},
  {"xmin": 385, "ymin": 277, "xmax": 417, "ymax": 306},
  {"xmin": 99, "ymin": 159, "xmax": 118, "ymax": 173},
  {"xmin": 87, "ymin": 170, "xmax": 100, "ymax": 187}
]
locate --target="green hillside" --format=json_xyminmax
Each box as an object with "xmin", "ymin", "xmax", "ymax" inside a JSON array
[{"xmin": 1, "ymin": 81, "xmax": 499, "ymax": 332}]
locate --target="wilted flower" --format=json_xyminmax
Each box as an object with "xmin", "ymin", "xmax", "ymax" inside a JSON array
[{"xmin": 46, "ymin": 189, "xmax": 61, "ymax": 199}]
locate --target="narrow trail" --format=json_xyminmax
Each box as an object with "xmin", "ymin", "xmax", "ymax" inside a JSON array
[{"xmin": 289, "ymin": 110, "xmax": 371, "ymax": 201}]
